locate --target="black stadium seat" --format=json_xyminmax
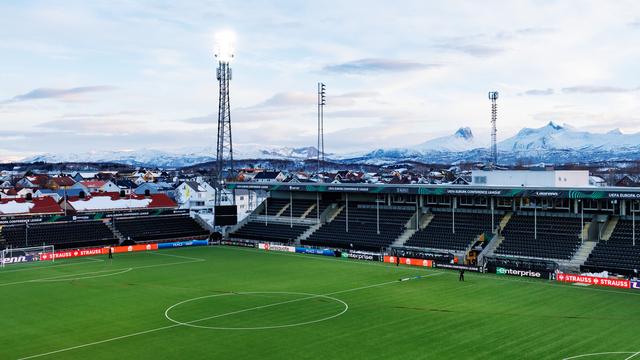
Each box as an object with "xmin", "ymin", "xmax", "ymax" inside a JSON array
[
  {"xmin": 495, "ymin": 214, "xmax": 582, "ymax": 260},
  {"xmin": 302, "ymin": 203, "xmax": 413, "ymax": 251},
  {"xmin": 404, "ymin": 211, "xmax": 494, "ymax": 251},
  {"xmin": 583, "ymin": 219, "xmax": 640, "ymax": 274},
  {"xmin": 229, "ymin": 221, "xmax": 310, "ymax": 244},
  {"xmin": 113, "ymin": 215, "xmax": 209, "ymax": 243},
  {"xmin": 1, "ymin": 220, "xmax": 118, "ymax": 250}
]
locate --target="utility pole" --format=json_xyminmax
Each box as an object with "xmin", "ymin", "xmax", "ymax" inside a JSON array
[
  {"xmin": 317, "ymin": 83, "xmax": 326, "ymax": 174},
  {"xmin": 488, "ymin": 91, "xmax": 499, "ymax": 167}
]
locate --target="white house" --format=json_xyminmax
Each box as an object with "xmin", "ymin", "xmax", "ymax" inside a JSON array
[
  {"xmin": 253, "ymin": 171, "xmax": 286, "ymax": 182},
  {"xmin": 79, "ymin": 180, "xmax": 119, "ymax": 193},
  {"xmin": 34, "ymin": 189, "xmax": 61, "ymax": 202},
  {"xmin": 16, "ymin": 188, "xmax": 34, "ymax": 198},
  {"xmin": 175, "ymin": 181, "xmax": 216, "ymax": 211}
]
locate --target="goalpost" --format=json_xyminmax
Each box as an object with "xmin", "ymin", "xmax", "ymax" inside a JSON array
[{"xmin": 1, "ymin": 245, "xmax": 55, "ymax": 268}]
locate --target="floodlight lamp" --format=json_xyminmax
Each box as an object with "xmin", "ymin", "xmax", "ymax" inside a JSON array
[{"xmin": 214, "ymin": 30, "xmax": 236, "ymax": 63}]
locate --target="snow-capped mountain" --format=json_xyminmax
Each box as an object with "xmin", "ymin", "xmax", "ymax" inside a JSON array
[
  {"xmin": 20, "ymin": 122, "xmax": 640, "ymax": 167},
  {"xmin": 414, "ymin": 127, "xmax": 484, "ymax": 152},
  {"xmin": 23, "ymin": 145, "xmax": 328, "ymax": 168},
  {"xmin": 499, "ymin": 121, "xmax": 640, "ymax": 152},
  {"xmin": 339, "ymin": 122, "xmax": 640, "ymax": 165}
]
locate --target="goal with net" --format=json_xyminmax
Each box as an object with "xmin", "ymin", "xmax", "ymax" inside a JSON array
[{"xmin": 1, "ymin": 245, "xmax": 55, "ymax": 268}]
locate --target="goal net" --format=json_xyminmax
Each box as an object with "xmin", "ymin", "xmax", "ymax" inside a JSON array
[{"xmin": 1, "ymin": 245, "xmax": 55, "ymax": 268}]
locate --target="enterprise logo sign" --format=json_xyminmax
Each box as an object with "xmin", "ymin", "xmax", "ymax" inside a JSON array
[{"xmin": 496, "ymin": 267, "xmax": 542, "ymax": 278}]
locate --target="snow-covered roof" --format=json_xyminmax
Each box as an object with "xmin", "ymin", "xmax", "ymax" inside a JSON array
[
  {"xmin": 67, "ymin": 192, "xmax": 176, "ymax": 212},
  {"xmin": 70, "ymin": 197, "xmax": 152, "ymax": 211},
  {"xmin": 0, "ymin": 201, "xmax": 34, "ymax": 214},
  {"xmin": 80, "ymin": 180, "xmax": 107, "ymax": 188},
  {"xmin": 0, "ymin": 197, "xmax": 63, "ymax": 215}
]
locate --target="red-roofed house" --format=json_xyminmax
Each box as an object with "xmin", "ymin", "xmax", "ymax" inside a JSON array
[
  {"xmin": 17, "ymin": 175, "xmax": 49, "ymax": 189},
  {"xmin": 63, "ymin": 192, "xmax": 177, "ymax": 213},
  {"xmin": 46, "ymin": 176, "xmax": 76, "ymax": 190},
  {"xmin": 0, "ymin": 197, "xmax": 63, "ymax": 216},
  {"xmin": 79, "ymin": 180, "xmax": 119, "ymax": 193}
]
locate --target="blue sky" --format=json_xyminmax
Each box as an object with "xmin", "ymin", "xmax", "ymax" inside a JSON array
[{"xmin": 0, "ymin": 0, "xmax": 639, "ymax": 161}]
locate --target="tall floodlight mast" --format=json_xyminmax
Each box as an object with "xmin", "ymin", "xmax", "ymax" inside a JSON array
[
  {"xmin": 488, "ymin": 91, "xmax": 499, "ymax": 167},
  {"xmin": 214, "ymin": 31, "xmax": 235, "ymax": 206},
  {"xmin": 317, "ymin": 83, "xmax": 326, "ymax": 174}
]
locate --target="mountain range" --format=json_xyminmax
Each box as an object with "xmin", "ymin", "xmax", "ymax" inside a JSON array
[{"xmin": 22, "ymin": 122, "xmax": 640, "ymax": 167}]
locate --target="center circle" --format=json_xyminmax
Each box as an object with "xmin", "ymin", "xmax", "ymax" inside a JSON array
[{"xmin": 164, "ymin": 291, "xmax": 348, "ymax": 330}]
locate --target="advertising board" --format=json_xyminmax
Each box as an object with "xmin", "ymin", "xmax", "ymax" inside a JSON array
[
  {"xmin": 383, "ymin": 256, "xmax": 432, "ymax": 268},
  {"xmin": 556, "ymin": 273, "xmax": 630, "ymax": 288}
]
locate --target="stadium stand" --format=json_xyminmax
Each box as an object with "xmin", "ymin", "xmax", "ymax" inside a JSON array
[
  {"xmin": 257, "ymin": 198, "xmax": 333, "ymax": 219},
  {"xmin": 258, "ymin": 198, "xmax": 289, "ymax": 216},
  {"xmin": 495, "ymin": 213, "xmax": 583, "ymax": 260},
  {"xmin": 300, "ymin": 200, "xmax": 333, "ymax": 219},
  {"xmin": 302, "ymin": 203, "xmax": 414, "ymax": 251},
  {"xmin": 114, "ymin": 215, "xmax": 209, "ymax": 243},
  {"xmin": 229, "ymin": 221, "xmax": 310, "ymax": 244},
  {"xmin": 1, "ymin": 220, "xmax": 118, "ymax": 249},
  {"xmin": 486, "ymin": 256, "xmax": 558, "ymax": 274},
  {"xmin": 582, "ymin": 218, "xmax": 640, "ymax": 274},
  {"xmin": 404, "ymin": 211, "xmax": 494, "ymax": 251}
]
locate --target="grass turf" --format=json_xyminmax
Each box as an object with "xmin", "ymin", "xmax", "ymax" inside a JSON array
[{"xmin": 1, "ymin": 246, "xmax": 639, "ymax": 360}]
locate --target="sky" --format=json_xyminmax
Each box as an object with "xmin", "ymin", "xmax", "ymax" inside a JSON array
[{"xmin": 1, "ymin": 0, "xmax": 640, "ymax": 161}]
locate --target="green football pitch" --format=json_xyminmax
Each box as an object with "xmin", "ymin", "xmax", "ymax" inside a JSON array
[{"xmin": 1, "ymin": 246, "xmax": 639, "ymax": 360}]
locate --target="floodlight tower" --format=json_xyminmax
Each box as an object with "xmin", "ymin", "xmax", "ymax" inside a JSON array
[
  {"xmin": 488, "ymin": 91, "xmax": 499, "ymax": 167},
  {"xmin": 317, "ymin": 83, "xmax": 326, "ymax": 174},
  {"xmin": 214, "ymin": 31, "xmax": 235, "ymax": 206}
]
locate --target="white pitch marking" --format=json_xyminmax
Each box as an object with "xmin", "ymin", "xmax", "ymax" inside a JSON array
[
  {"xmin": 562, "ymin": 351, "xmax": 640, "ymax": 360},
  {"xmin": 0, "ymin": 268, "xmax": 133, "ymax": 286},
  {"xmin": 0, "ymin": 258, "xmax": 105, "ymax": 274},
  {"xmin": 0, "ymin": 251, "xmax": 205, "ymax": 287},
  {"xmin": 33, "ymin": 268, "xmax": 133, "ymax": 282},
  {"xmin": 625, "ymin": 351, "xmax": 640, "ymax": 360},
  {"xmin": 164, "ymin": 291, "xmax": 349, "ymax": 330},
  {"xmin": 146, "ymin": 251, "xmax": 206, "ymax": 261},
  {"xmin": 18, "ymin": 272, "xmax": 431, "ymax": 359}
]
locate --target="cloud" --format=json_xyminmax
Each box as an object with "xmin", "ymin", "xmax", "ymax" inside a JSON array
[
  {"xmin": 323, "ymin": 58, "xmax": 439, "ymax": 74},
  {"xmin": 520, "ymin": 88, "xmax": 554, "ymax": 96},
  {"xmin": 2, "ymin": 86, "xmax": 117, "ymax": 104},
  {"xmin": 630, "ymin": 20, "xmax": 640, "ymax": 28},
  {"xmin": 435, "ymin": 43, "xmax": 505, "ymax": 57},
  {"xmin": 561, "ymin": 85, "xmax": 640, "ymax": 94},
  {"xmin": 243, "ymin": 92, "xmax": 316, "ymax": 109},
  {"xmin": 514, "ymin": 27, "xmax": 555, "ymax": 36},
  {"xmin": 181, "ymin": 114, "xmax": 216, "ymax": 124}
]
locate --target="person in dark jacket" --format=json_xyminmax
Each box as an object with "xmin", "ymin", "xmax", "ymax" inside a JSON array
[
  {"xmin": 108, "ymin": 246, "xmax": 113, "ymax": 259},
  {"xmin": 459, "ymin": 269, "xmax": 465, "ymax": 281}
]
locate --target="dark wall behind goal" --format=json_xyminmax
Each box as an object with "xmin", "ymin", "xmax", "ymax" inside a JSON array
[{"xmin": 215, "ymin": 205, "xmax": 238, "ymax": 226}]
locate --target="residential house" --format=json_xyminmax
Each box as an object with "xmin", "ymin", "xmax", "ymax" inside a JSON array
[
  {"xmin": 34, "ymin": 189, "xmax": 62, "ymax": 202},
  {"xmin": 134, "ymin": 182, "xmax": 176, "ymax": 198},
  {"xmin": 45, "ymin": 176, "xmax": 75, "ymax": 190},
  {"xmin": 80, "ymin": 180, "xmax": 119, "ymax": 193},
  {"xmin": 115, "ymin": 179, "xmax": 138, "ymax": 195},
  {"xmin": 175, "ymin": 181, "xmax": 216, "ymax": 211},
  {"xmin": 254, "ymin": 171, "xmax": 286, "ymax": 182}
]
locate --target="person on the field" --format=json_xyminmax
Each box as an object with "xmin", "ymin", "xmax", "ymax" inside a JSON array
[
  {"xmin": 459, "ymin": 269, "xmax": 465, "ymax": 282},
  {"xmin": 108, "ymin": 246, "xmax": 113, "ymax": 259}
]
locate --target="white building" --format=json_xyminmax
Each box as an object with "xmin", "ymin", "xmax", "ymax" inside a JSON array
[
  {"xmin": 79, "ymin": 180, "xmax": 119, "ymax": 193},
  {"xmin": 175, "ymin": 181, "xmax": 216, "ymax": 211},
  {"xmin": 471, "ymin": 170, "xmax": 590, "ymax": 188}
]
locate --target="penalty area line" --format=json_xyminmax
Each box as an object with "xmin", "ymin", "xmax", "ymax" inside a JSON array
[{"xmin": 561, "ymin": 351, "xmax": 640, "ymax": 360}]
